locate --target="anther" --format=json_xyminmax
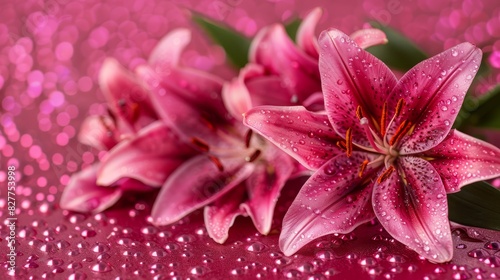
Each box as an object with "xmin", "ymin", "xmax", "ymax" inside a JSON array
[
  {"xmin": 336, "ymin": 140, "xmax": 347, "ymax": 151},
  {"xmin": 99, "ymin": 115, "xmax": 114, "ymax": 135},
  {"xmin": 380, "ymin": 102, "xmax": 387, "ymax": 136},
  {"xmin": 209, "ymin": 156, "xmax": 224, "ymax": 172},
  {"xmin": 345, "ymin": 128, "xmax": 353, "ymax": 157},
  {"xmin": 394, "ymin": 98, "xmax": 405, "ymax": 118},
  {"xmin": 377, "ymin": 166, "xmax": 395, "ymax": 183},
  {"xmin": 106, "ymin": 107, "xmax": 117, "ymax": 125},
  {"xmin": 245, "ymin": 129, "xmax": 253, "ymax": 148},
  {"xmin": 356, "ymin": 105, "xmax": 364, "ymax": 120},
  {"xmin": 389, "ymin": 120, "xmax": 412, "ymax": 146},
  {"xmin": 358, "ymin": 159, "xmax": 369, "ymax": 178},
  {"xmin": 191, "ymin": 137, "xmax": 210, "ymax": 152},
  {"xmin": 200, "ymin": 112, "xmax": 216, "ymax": 131},
  {"xmin": 246, "ymin": 149, "xmax": 261, "ymax": 162}
]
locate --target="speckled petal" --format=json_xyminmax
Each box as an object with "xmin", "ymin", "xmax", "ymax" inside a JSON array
[
  {"xmin": 99, "ymin": 58, "xmax": 155, "ymax": 131},
  {"xmin": 151, "ymin": 155, "xmax": 254, "ymax": 226},
  {"xmin": 244, "ymin": 106, "xmax": 342, "ymax": 170},
  {"xmin": 97, "ymin": 121, "xmax": 195, "ymax": 187},
  {"xmin": 296, "ymin": 7, "xmax": 322, "ymax": 58},
  {"xmin": 241, "ymin": 145, "xmax": 295, "ymax": 235},
  {"xmin": 148, "ymin": 28, "xmax": 191, "ymax": 71},
  {"xmin": 204, "ymin": 185, "xmax": 247, "ymax": 244},
  {"xmin": 350, "ymin": 28, "xmax": 388, "ymax": 49},
  {"xmin": 319, "ymin": 29, "xmax": 397, "ymax": 147},
  {"xmin": 422, "ymin": 129, "xmax": 500, "ymax": 193},
  {"xmin": 391, "ymin": 43, "xmax": 482, "ymax": 154},
  {"xmin": 279, "ymin": 152, "xmax": 379, "ymax": 256},
  {"xmin": 373, "ymin": 157, "xmax": 453, "ymax": 263},
  {"xmin": 60, "ymin": 164, "xmax": 122, "ymax": 213},
  {"xmin": 138, "ymin": 65, "xmax": 232, "ymax": 148},
  {"xmin": 78, "ymin": 115, "xmax": 117, "ymax": 150}
]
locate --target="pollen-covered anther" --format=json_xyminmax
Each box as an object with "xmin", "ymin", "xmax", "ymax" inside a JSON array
[
  {"xmin": 358, "ymin": 159, "xmax": 369, "ymax": 177},
  {"xmin": 336, "ymin": 140, "xmax": 347, "ymax": 151},
  {"xmin": 191, "ymin": 137, "xmax": 210, "ymax": 152},
  {"xmin": 245, "ymin": 149, "xmax": 261, "ymax": 162},
  {"xmin": 389, "ymin": 120, "xmax": 413, "ymax": 146},
  {"xmin": 130, "ymin": 102, "xmax": 140, "ymax": 122},
  {"xmin": 209, "ymin": 155, "xmax": 224, "ymax": 172},
  {"xmin": 356, "ymin": 105, "xmax": 364, "ymax": 120},
  {"xmin": 345, "ymin": 127, "xmax": 353, "ymax": 157},
  {"xmin": 380, "ymin": 102, "xmax": 387, "ymax": 136},
  {"xmin": 377, "ymin": 165, "xmax": 395, "ymax": 183}
]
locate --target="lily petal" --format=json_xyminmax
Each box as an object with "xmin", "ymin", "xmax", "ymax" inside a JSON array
[
  {"xmin": 250, "ymin": 24, "xmax": 321, "ymax": 103},
  {"xmin": 350, "ymin": 28, "xmax": 388, "ymax": 49},
  {"xmin": 222, "ymin": 65, "xmax": 258, "ymax": 121},
  {"xmin": 244, "ymin": 106, "xmax": 342, "ymax": 170},
  {"xmin": 319, "ymin": 29, "xmax": 397, "ymax": 147},
  {"xmin": 99, "ymin": 58, "xmax": 155, "ymax": 131},
  {"xmin": 97, "ymin": 121, "xmax": 195, "ymax": 187},
  {"xmin": 60, "ymin": 164, "xmax": 122, "ymax": 213},
  {"xmin": 392, "ymin": 42, "xmax": 482, "ymax": 154},
  {"xmin": 241, "ymin": 145, "xmax": 295, "ymax": 235},
  {"xmin": 296, "ymin": 7, "xmax": 322, "ymax": 58},
  {"xmin": 138, "ymin": 66, "xmax": 232, "ymax": 148},
  {"xmin": 78, "ymin": 115, "xmax": 117, "ymax": 150},
  {"xmin": 280, "ymin": 152, "xmax": 379, "ymax": 256},
  {"xmin": 302, "ymin": 92, "xmax": 325, "ymax": 112},
  {"xmin": 422, "ymin": 129, "xmax": 500, "ymax": 193},
  {"xmin": 204, "ymin": 185, "xmax": 247, "ymax": 244},
  {"xmin": 151, "ymin": 155, "xmax": 254, "ymax": 226},
  {"xmin": 148, "ymin": 28, "xmax": 191, "ymax": 71},
  {"xmin": 373, "ymin": 157, "xmax": 453, "ymax": 263}
]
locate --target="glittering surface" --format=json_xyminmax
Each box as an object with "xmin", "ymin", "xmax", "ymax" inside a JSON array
[{"xmin": 1, "ymin": 0, "xmax": 500, "ymax": 279}]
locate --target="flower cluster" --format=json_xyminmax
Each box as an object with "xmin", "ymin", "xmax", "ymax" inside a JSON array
[{"xmin": 61, "ymin": 8, "xmax": 500, "ymax": 262}]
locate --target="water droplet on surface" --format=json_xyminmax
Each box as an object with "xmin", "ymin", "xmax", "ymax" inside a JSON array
[
  {"xmin": 91, "ymin": 262, "xmax": 112, "ymax": 272},
  {"xmin": 247, "ymin": 241, "xmax": 267, "ymax": 252}
]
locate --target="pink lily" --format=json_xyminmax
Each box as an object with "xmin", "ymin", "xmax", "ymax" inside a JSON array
[
  {"xmin": 141, "ymin": 29, "xmax": 296, "ymax": 243},
  {"xmin": 60, "ymin": 58, "xmax": 195, "ymax": 213},
  {"xmin": 223, "ymin": 8, "xmax": 388, "ymax": 119},
  {"xmin": 244, "ymin": 29, "xmax": 500, "ymax": 262}
]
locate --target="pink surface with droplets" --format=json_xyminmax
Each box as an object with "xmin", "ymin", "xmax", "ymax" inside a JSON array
[{"xmin": 1, "ymin": 0, "xmax": 500, "ymax": 279}]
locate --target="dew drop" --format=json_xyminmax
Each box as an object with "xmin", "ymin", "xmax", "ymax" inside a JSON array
[
  {"xmin": 91, "ymin": 262, "xmax": 112, "ymax": 273},
  {"xmin": 247, "ymin": 241, "xmax": 267, "ymax": 253}
]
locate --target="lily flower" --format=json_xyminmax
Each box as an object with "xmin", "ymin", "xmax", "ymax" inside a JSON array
[
  {"xmin": 244, "ymin": 28, "xmax": 500, "ymax": 262},
  {"xmin": 142, "ymin": 29, "xmax": 296, "ymax": 243},
  {"xmin": 60, "ymin": 58, "xmax": 196, "ymax": 213},
  {"xmin": 223, "ymin": 8, "xmax": 388, "ymax": 118}
]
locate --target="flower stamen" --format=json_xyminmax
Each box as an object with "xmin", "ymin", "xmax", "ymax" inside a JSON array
[
  {"xmin": 209, "ymin": 155, "xmax": 224, "ymax": 172},
  {"xmin": 377, "ymin": 166, "xmax": 395, "ymax": 183},
  {"xmin": 245, "ymin": 129, "xmax": 253, "ymax": 148},
  {"xmin": 191, "ymin": 137, "xmax": 210, "ymax": 152},
  {"xmin": 358, "ymin": 159, "xmax": 369, "ymax": 177},
  {"xmin": 389, "ymin": 120, "xmax": 413, "ymax": 146},
  {"xmin": 380, "ymin": 102, "xmax": 387, "ymax": 136},
  {"xmin": 245, "ymin": 149, "xmax": 261, "ymax": 162},
  {"xmin": 336, "ymin": 140, "xmax": 347, "ymax": 151},
  {"xmin": 356, "ymin": 105, "xmax": 364, "ymax": 120},
  {"xmin": 345, "ymin": 127, "xmax": 353, "ymax": 157}
]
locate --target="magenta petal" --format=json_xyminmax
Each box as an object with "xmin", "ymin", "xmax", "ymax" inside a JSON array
[
  {"xmin": 204, "ymin": 185, "xmax": 247, "ymax": 244},
  {"xmin": 148, "ymin": 28, "xmax": 191, "ymax": 70},
  {"xmin": 422, "ymin": 130, "xmax": 500, "ymax": 193},
  {"xmin": 302, "ymin": 92, "xmax": 325, "ymax": 112},
  {"xmin": 373, "ymin": 157, "xmax": 453, "ymax": 263},
  {"xmin": 138, "ymin": 66, "xmax": 232, "ymax": 148},
  {"xmin": 250, "ymin": 24, "xmax": 320, "ymax": 103},
  {"xmin": 393, "ymin": 43, "xmax": 482, "ymax": 153},
  {"xmin": 318, "ymin": 29, "xmax": 397, "ymax": 147},
  {"xmin": 151, "ymin": 155, "xmax": 254, "ymax": 226},
  {"xmin": 244, "ymin": 106, "xmax": 343, "ymax": 170},
  {"xmin": 246, "ymin": 75, "xmax": 297, "ymax": 106},
  {"xmin": 97, "ymin": 121, "xmax": 195, "ymax": 187},
  {"xmin": 60, "ymin": 164, "xmax": 122, "ymax": 213},
  {"xmin": 350, "ymin": 28, "xmax": 388, "ymax": 49},
  {"xmin": 222, "ymin": 65, "xmax": 257, "ymax": 121},
  {"xmin": 296, "ymin": 7, "xmax": 322, "ymax": 58},
  {"xmin": 241, "ymin": 145, "xmax": 295, "ymax": 234},
  {"xmin": 280, "ymin": 152, "xmax": 379, "ymax": 256},
  {"xmin": 99, "ymin": 58, "xmax": 155, "ymax": 130},
  {"xmin": 78, "ymin": 115, "xmax": 117, "ymax": 150}
]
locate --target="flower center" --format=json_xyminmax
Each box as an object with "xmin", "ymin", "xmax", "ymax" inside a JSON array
[{"xmin": 338, "ymin": 98, "xmax": 414, "ymax": 182}]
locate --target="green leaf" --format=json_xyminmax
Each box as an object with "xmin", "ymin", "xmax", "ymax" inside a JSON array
[
  {"xmin": 284, "ymin": 18, "xmax": 301, "ymax": 41},
  {"xmin": 456, "ymin": 85, "xmax": 500, "ymax": 129},
  {"xmin": 366, "ymin": 22, "xmax": 428, "ymax": 71},
  {"xmin": 447, "ymin": 181, "xmax": 500, "ymax": 230},
  {"xmin": 192, "ymin": 12, "xmax": 251, "ymax": 68}
]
